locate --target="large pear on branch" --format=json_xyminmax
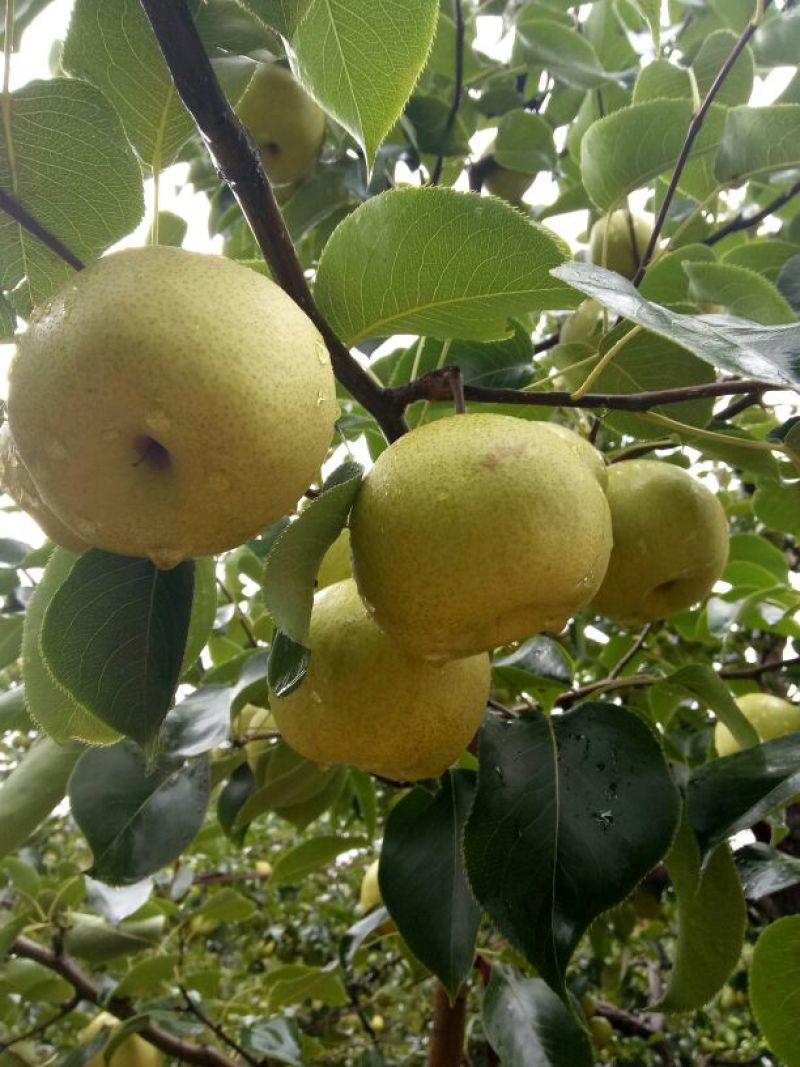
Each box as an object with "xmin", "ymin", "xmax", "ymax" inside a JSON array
[
  {"xmin": 350, "ymin": 414, "xmax": 612, "ymax": 661},
  {"xmin": 237, "ymin": 63, "xmax": 326, "ymax": 187},
  {"xmin": 8, "ymin": 246, "xmax": 338, "ymax": 566},
  {"xmin": 715, "ymin": 692, "xmax": 800, "ymax": 757},
  {"xmin": 589, "ymin": 460, "xmax": 729, "ymax": 624},
  {"xmin": 589, "ymin": 210, "xmax": 653, "ymax": 279},
  {"xmin": 84, "ymin": 1012, "xmax": 163, "ymax": 1067},
  {"xmin": 271, "ymin": 579, "xmax": 490, "ymax": 780}
]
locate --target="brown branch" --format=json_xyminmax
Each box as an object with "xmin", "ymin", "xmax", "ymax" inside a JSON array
[
  {"xmin": 705, "ymin": 177, "xmax": 800, "ymax": 246},
  {"xmin": 428, "ymin": 982, "xmax": 468, "ymax": 1067},
  {"xmin": 0, "ymin": 188, "xmax": 85, "ymax": 272},
  {"xmin": 180, "ymin": 986, "xmax": 260, "ymax": 1067},
  {"xmin": 390, "ymin": 370, "xmax": 780, "ymax": 413},
  {"xmin": 595, "ymin": 1001, "xmax": 675, "ymax": 1066},
  {"xmin": 632, "ymin": 5, "xmax": 771, "ymax": 286},
  {"xmin": 138, "ymin": 0, "xmax": 407, "ymax": 443},
  {"xmin": 608, "ymin": 623, "xmax": 654, "ymax": 680},
  {"xmin": 720, "ymin": 655, "xmax": 800, "ymax": 680},
  {"xmin": 430, "ymin": 0, "xmax": 465, "ymax": 187},
  {"xmin": 11, "ymin": 936, "xmax": 246, "ymax": 1067},
  {"xmin": 194, "ymin": 868, "xmax": 273, "ymax": 885}
]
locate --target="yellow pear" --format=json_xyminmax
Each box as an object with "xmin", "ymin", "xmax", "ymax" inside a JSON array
[
  {"xmin": 589, "ymin": 210, "xmax": 653, "ymax": 279},
  {"xmin": 317, "ymin": 528, "xmax": 352, "ymax": 588},
  {"xmin": 485, "ymin": 166, "xmax": 533, "ymax": 205},
  {"xmin": 8, "ymin": 247, "xmax": 338, "ymax": 566},
  {"xmin": 590, "ymin": 460, "xmax": 729, "ymax": 624},
  {"xmin": 83, "ymin": 1012, "xmax": 163, "ymax": 1067},
  {"xmin": 715, "ymin": 692, "xmax": 800, "ymax": 758},
  {"xmin": 349, "ymin": 414, "xmax": 612, "ymax": 660},
  {"xmin": 0, "ymin": 424, "xmax": 88, "ymax": 554},
  {"xmin": 540, "ymin": 421, "xmax": 607, "ymax": 490},
  {"xmin": 271, "ymin": 579, "xmax": 490, "ymax": 780},
  {"xmin": 359, "ymin": 859, "xmax": 382, "ymax": 911},
  {"xmin": 237, "ymin": 63, "xmax": 326, "ymax": 187}
]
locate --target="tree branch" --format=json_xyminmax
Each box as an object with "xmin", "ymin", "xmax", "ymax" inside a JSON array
[
  {"xmin": 705, "ymin": 177, "xmax": 800, "ymax": 246},
  {"xmin": 430, "ymin": 0, "xmax": 465, "ymax": 186},
  {"xmin": 138, "ymin": 0, "xmax": 408, "ymax": 443},
  {"xmin": 11, "ymin": 936, "xmax": 247, "ymax": 1067},
  {"xmin": 632, "ymin": 5, "xmax": 771, "ymax": 286},
  {"xmin": 0, "ymin": 188, "xmax": 85, "ymax": 272},
  {"xmin": 428, "ymin": 982, "xmax": 468, "ymax": 1067},
  {"xmin": 390, "ymin": 369, "xmax": 779, "ymax": 413},
  {"xmin": 180, "ymin": 985, "xmax": 260, "ymax": 1067}
]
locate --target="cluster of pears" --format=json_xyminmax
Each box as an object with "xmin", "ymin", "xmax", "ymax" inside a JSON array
[{"xmin": 272, "ymin": 413, "xmax": 731, "ymax": 780}]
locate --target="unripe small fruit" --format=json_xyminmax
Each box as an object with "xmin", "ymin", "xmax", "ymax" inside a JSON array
[
  {"xmin": 83, "ymin": 1013, "xmax": 163, "ymax": 1067},
  {"xmin": 589, "ymin": 211, "xmax": 653, "ymax": 280},
  {"xmin": 589, "ymin": 1016, "xmax": 614, "ymax": 1049},
  {"xmin": 559, "ymin": 299, "xmax": 603, "ymax": 347},
  {"xmin": 715, "ymin": 692, "xmax": 800, "ymax": 757},
  {"xmin": 484, "ymin": 166, "xmax": 533, "ymax": 205},
  {"xmin": 359, "ymin": 859, "xmax": 382, "ymax": 912}
]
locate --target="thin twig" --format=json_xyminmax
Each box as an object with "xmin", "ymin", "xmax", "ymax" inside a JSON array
[
  {"xmin": 0, "ymin": 994, "xmax": 79, "ymax": 1052},
  {"xmin": 632, "ymin": 6, "xmax": 771, "ymax": 286},
  {"xmin": 608, "ymin": 623, "xmax": 654, "ymax": 680},
  {"xmin": 595, "ymin": 1001, "xmax": 675, "ymax": 1066},
  {"xmin": 533, "ymin": 331, "xmax": 560, "ymax": 354},
  {"xmin": 180, "ymin": 985, "xmax": 260, "ymax": 1067},
  {"xmin": 194, "ymin": 869, "xmax": 273, "ymax": 885},
  {"xmin": 720, "ymin": 655, "xmax": 800, "ymax": 680},
  {"xmin": 138, "ymin": 0, "xmax": 407, "ymax": 443},
  {"xmin": 0, "ymin": 188, "xmax": 85, "ymax": 272},
  {"xmin": 705, "ymin": 177, "xmax": 800, "ymax": 246},
  {"xmin": 430, "ymin": 0, "xmax": 465, "ymax": 186},
  {"xmin": 11, "ymin": 936, "xmax": 246, "ymax": 1066}
]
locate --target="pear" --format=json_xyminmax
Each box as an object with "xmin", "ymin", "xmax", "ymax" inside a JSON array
[
  {"xmin": 8, "ymin": 246, "xmax": 338, "ymax": 566},
  {"xmin": 715, "ymin": 692, "xmax": 800, "ymax": 757},
  {"xmin": 359, "ymin": 859, "xmax": 382, "ymax": 912},
  {"xmin": 589, "ymin": 210, "xmax": 653, "ymax": 279},
  {"xmin": 237, "ymin": 63, "xmax": 326, "ymax": 187},
  {"xmin": 317, "ymin": 528, "xmax": 352, "ymax": 588},
  {"xmin": 484, "ymin": 165, "xmax": 533, "ymax": 205},
  {"xmin": 559, "ymin": 298, "xmax": 603, "ymax": 347},
  {"xmin": 271, "ymin": 579, "xmax": 490, "ymax": 780},
  {"xmin": 590, "ymin": 460, "xmax": 729, "ymax": 624},
  {"xmin": 83, "ymin": 1012, "xmax": 163, "ymax": 1067},
  {"xmin": 0, "ymin": 424, "xmax": 88, "ymax": 554},
  {"xmin": 350, "ymin": 414, "xmax": 612, "ymax": 660}
]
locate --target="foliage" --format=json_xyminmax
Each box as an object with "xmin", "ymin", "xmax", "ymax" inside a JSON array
[{"xmin": 0, "ymin": 0, "xmax": 799, "ymax": 1064}]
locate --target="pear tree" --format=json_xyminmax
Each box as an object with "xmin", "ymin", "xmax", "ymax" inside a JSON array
[{"xmin": 1, "ymin": 1, "xmax": 800, "ymax": 1065}]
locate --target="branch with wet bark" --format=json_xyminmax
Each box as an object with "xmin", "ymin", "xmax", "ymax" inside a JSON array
[
  {"xmin": 11, "ymin": 935, "xmax": 250, "ymax": 1067},
  {"xmin": 138, "ymin": 0, "xmax": 407, "ymax": 443}
]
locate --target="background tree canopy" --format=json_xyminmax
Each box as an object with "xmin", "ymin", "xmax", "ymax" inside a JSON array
[{"xmin": 1, "ymin": 0, "xmax": 800, "ymax": 1065}]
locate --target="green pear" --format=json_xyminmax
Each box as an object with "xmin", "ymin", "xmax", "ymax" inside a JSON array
[
  {"xmin": 237, "ymin": 63, "xmax": 326, "ymax": 187},
  {"xmin": 589, "ymin": 210, "xmax": 653, "ymax": 279},
  {"xmin": 559, "ymin": 298, "xmax": 603, "ymax": 347},
  {"xmin": 84, "ymin": 1012, "xmax": 163, "ymax": 1067},
  {"xmin": 8, "ymin": 246, "xmax": 338, "ymax": 566},
  {"xmin": 484, "ymin": 165, "xmax": 533, "ymax": 205},
  {"xmin": 271, "ymin": 579, "xmax": 490, "ymax": 780},
  {"xmin": 590, "ymin": 460, "xmax": 729, "ymax": 624},
  {"xmin": 359, "ymin": 859, "xmax": 382, "ymax": 912},
  {"xmin": 317, "ymin": 528, "xmax": 352, "ymax": 588},
  {"xmin": 0, "ymin": 424, "xmax": 88, "ymax": 554},
  {"xmin": 350, "ymin": 414, "xmax": 612, "ymax": 661},
  {"xmin": 715, "ymin": 692, "xmax": 800, "ymax": 757}
]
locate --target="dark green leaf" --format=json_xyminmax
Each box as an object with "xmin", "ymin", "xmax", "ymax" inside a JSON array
[
  {"xmin": 735, "ymin": 843, "xmax": 800, "ymax": 900},
  {"xmin": 267, "ymin": 631, "xmax": 310, "ymax": 698},
  {"xmin": 380, "ymin": 771, "xmax": 481, "ymax": 998},
  {"xmin": 668, "ymin": 665, "xmax": 759, "ymax": 752},
  {"xmin": 464, "ymin": 705, "xmax": 679, "ymax": 998},
  {"xmin": 271, "ymin": 835, "xmax": 367, "ymax": 885},
  {"xmin": 40, "ymin": 551, "xmax": 194, "ymax": 754},
  {"xmin": 482, "ymin": 964, "xmax": 593, "ymax": 1067},
  {"xmin": 516, "ymin": 18, "xmax": 623, "ymax": 90},
  {"xmin": 716, "ymin": 105, "xmax": 800, "ymax": 185},
  {"xmin": 69, "ymin": 742, "xmax": 209, "ymax": 885},
  {"xmin": 243, "ymin": 1016, "xmax": 304, "ymax": 1065}
]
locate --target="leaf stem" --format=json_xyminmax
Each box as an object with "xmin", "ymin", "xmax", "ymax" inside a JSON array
[
  {"xmin": 570, "ymin": 324, "xmax": 644, "ymax": 400},
  {"xmin": 641, "ymin": 410, "xmax": 787, "ymax": 453}
]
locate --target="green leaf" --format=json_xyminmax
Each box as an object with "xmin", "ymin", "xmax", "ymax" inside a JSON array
[
  {"xmin": 639, "ymin": 244, "xmax": 716, "ymax": 306},
  {"xmin": 716, "ymin": 105, "xmax": 800, "ymax": 185},
  {"xmin": 494, "ymin": 110, "xmax": 557, "ymax": 175},
  {"xmin": 315, "ymin": 187, "xmax": 574, "ymax": 346},
  {"xmin": 688, "ymin": 734, "xmax": 800, "ymax": 856},
  {"xmin": 551, "ymin": 262, "xmax": 800, "ymax": 386},
  {"xmin": 660, "ymin": 814, "xmax": 747, "ymax": 1012},
  {"xmin": 263, "ymin": 462, "xmax": 363, "ymax": 645},
  {"xmin": 0, "ymin": 686, "xmax": 31, "ymax": 733},
  {"xmin": 292, "ymin": 0, "xmax": 439, "ymax": 165},
  {"xmin": 0, "ymin": 738, "xmax": 82, "ymax": 861},
  {"xmin": 69, "ymin": 742, "xmax": 210, "ymax": 885},
  {"xmin": 0, "ymin": 616, "xmax": 22, "ymax": 671},
  {"xmin": 113, "ymin": 954, "xmax": 178, "ymax": 998},
  {"xmin": 633, "ymin": 58, "xmax": 692, "ymax": 104},
  {"xmin": 735, "ymin": 843, "xmax": 800, "ymax": 900},
  {"xmin": 233, "ymin": 741, "xmax": 343, "ymax": 833},
  {"xmin": 243, "ymin": 1017, "xmax": 304, "ymax": 1065},
  {"xmin": 63, "ymin": 0, "xmax": 194, "ymax": 168},
  {"xmin": 0, "ymin": 0, "xmax": 55, "ymax": 51},
  {"xmin": 63, "ymin": 913, "xmax": 165, "ymax": 963},
  {"xmin": 728, "ymin": 533, "xmax": 789, "ymax": 583},
  {"xmin": 23, "ymin": 548, "xmax": 119, "ymax": 745},
  {"xmin": 753, "ymin": 8, "xmax": 800, "ymax": 66},
  {"xmin": 464, "ymin": 704, "xmax": 680, "ymax": 998},
  {"xmin": 267, "ymin": 631, "xmax": 310, "ymax": 698},
  {"xmin": 754, "ymin": 481, "xmax": 800, "ymax": 537},
  {"xmin": 516, "ymin": 18, "xmax": 623, "ymax": 90},
  {"xmin": 183, "ymin": 558, "xmax": 218, "ymax": 672},
  {"xmin": 0, "ymin": 79, "xmax": 144, "ymax": 308},
  {"xmin": 271, "ymin": 835, "xmax": 367, "ymax": 885},
  {"xmin": 580, "ymin": 100, "xmax": 722, "ymax": 211},
  {"xmin": 482, "ymin": 965, "xmax": 593, "ymax": 1067},
  {"xmin": 380, "ymin": 771, "xmax": 481, "ymax": 998},
  {"xmin": 40, "ymin": 550, "xmax": 194, "ymax": 755},
  {"xmin": 627, "ymin": 0, "xmax": 661, "ymax": 52},
  {"xmin": 238, "ymin": 0, "xmax": 314, "ymax": 37},
  {"xmin": 751, "ymin": 915, "xmax": 800, "ymax": 1066},
  {"xmin": 693, "ymin": 30, "xmax": 754, "ymax": 108},
  {"xmin": 264, "ymin": 962, "xmax": 348, "ymax": 1012},
  {"xmin": 685, "ymin": 262, "xmax": 797, "ymax": 326},
  {"xmin": 668, "ymin": 664, "xmax": 759, "ymax": 752},
  {"xmin": 723, "ymin": 240, "xmax": 800, "ymax": 284},
  {"xmin": 197, "ymin": 888, "xmax": 257, "ymax": 922}
]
